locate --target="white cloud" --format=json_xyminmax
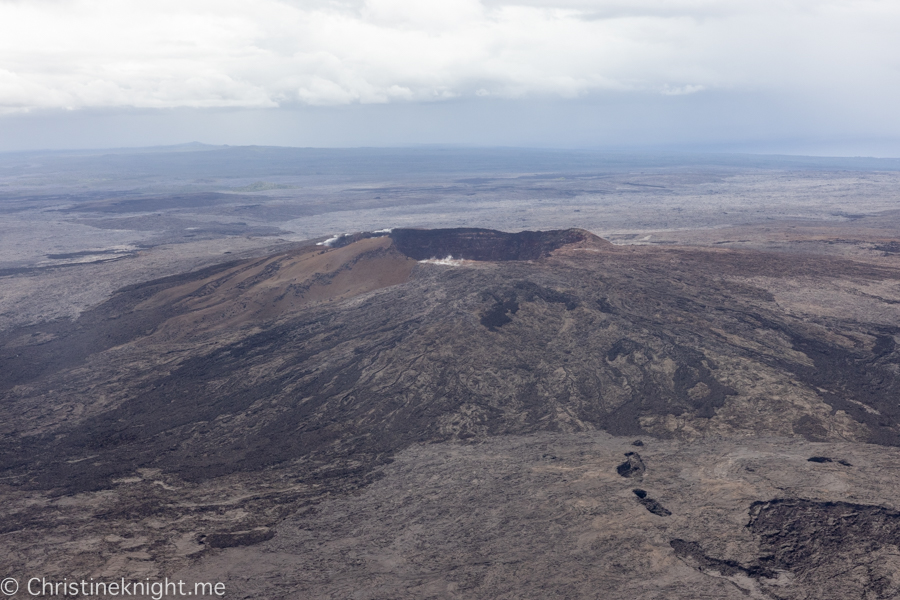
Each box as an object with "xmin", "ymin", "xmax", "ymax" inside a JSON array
[
  {"xmin": 0, "ymin": 0, "xmax": 898, "ymax": 112},
  {"xmin": 661, "ymin": 84, "xmax": 705, "ymax": 96}
]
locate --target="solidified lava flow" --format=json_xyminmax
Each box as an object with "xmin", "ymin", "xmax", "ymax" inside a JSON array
[{"xmin": 3, "ymin": 225, "xmax": 900, "ymax": 599}]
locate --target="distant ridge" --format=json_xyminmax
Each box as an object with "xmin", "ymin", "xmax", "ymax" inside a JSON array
[{"xmin": 3, "ymin": 145, "xmax": 899, "ymax": 172}]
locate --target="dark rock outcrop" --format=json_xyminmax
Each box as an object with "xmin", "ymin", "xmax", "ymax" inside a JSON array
[
  {"xmin": 670, "ymin": 539, "xmax": 774, "ymax": 579},
  {"xmin": 675, "ymin": 498, "xmax": 900, "ymax": 598},
  {"xmin": 480, "ymin": 281, "xmax": 579, "ymax": 330},
  {"xmin": 807, "ymin": 455, "xmax": 833, "ymax": 463},
  {"xmin": 617, "ymin": 452, "xmax": 646, "ymax": 478},
  {"xmin": 807, "ymin": 456, "xmax": 851, "ymax": 465},
  {"xmin": 747, "ymin": 498, "xmax": 900, "ymax": 571},
  {"xmin": 633, "ymin": 489, "xmax": 671, "ymax": 516}
]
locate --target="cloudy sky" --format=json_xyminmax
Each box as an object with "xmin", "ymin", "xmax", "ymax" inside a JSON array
[{"xmin": 1, "ymin": 0, "xmax": 898, "ymax": 153}]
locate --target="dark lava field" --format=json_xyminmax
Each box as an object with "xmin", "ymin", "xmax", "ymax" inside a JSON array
[
  {"xmin": 3, "ymin": 148, "xmax": 900, "ymax": 599},
  {"xmin": 3, "ymin": 224, "xmax": 900, "ymax": 599}
]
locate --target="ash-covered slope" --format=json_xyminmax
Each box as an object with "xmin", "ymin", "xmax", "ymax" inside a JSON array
[{"xmin": 0, "ymin": 235, "xmax": 417, "ymax": 392}]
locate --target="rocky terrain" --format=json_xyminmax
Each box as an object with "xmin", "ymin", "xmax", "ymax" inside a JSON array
[
  {"xmin": 182, "ymin": 434, "xmax": 900, "ymax": 600},
  {"xmin": 3, "ymin": 148, "xmax": 900, "ymax": 598},
  {"xmin": 2, "ymin": 220, "xmax": 900, "ymax": 598}
]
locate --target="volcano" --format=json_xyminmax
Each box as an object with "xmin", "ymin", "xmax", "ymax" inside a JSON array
[{"xmin": 2, "ymin": 227, "xmax": 900, "ymax": 599}]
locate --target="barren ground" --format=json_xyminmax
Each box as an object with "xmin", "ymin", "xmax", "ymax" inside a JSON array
[{"xmin": 2, "ymin": 148, "xmax": 899, "ymax": 599}]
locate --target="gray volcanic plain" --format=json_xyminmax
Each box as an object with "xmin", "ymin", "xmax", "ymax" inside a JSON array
[{"xmin": 2, "ymin": 147, "xmax": 900, "ymax": 599}]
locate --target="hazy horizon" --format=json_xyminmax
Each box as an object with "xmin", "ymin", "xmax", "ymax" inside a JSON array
[{"xmin": 3, "ymin": 103, "xmax": 900, "ymax": 158}]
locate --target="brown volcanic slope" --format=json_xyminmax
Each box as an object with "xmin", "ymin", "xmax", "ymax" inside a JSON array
[
  {"xmin": 133, "ymin": 234, "xmax": 417, "ymax": 337},
  {"xmin": 2, "ymin": 227, "xmax": 900, "ymax": 598}
]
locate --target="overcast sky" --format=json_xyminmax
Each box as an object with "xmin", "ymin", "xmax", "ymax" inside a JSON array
[{"xmin": 1, "ymin": 0, "xmax": 898, "ymax": 153}]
